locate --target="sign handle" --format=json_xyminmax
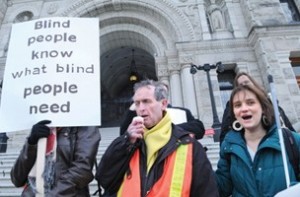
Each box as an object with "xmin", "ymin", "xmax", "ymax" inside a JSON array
[
  {"xmin": 35, "ymin": 137, "xmax": 47, "ymax": 197},
  {"xmin": 268, "ymin": 74, "xmax": 290, "ymax": 188}
]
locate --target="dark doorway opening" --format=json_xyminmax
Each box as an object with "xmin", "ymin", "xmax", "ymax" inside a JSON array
[{"xmin": 100, "ymin": 47, "xmax": 157, "ymax": 127}]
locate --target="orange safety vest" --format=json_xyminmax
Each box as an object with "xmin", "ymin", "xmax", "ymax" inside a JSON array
[{"xmin": 117, "ymin": 143, "xmax": 193, "ymax": 197}]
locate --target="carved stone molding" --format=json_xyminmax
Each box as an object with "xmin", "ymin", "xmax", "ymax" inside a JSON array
[
  {"xmin": 179, "ymin": 55, "xmax": 194, "ymax": 65},
  {"xmin": 7, "ymin": 0, "xmax": 12, "ymax": 7},
  {"xmin": 47, "ymin": 3, "xmax": 59, "ymax": 15},
  {"xmin": 168, "ymin": 63, "xmax": 180, "ymax": 71},
  {"xmin": 157, "ymin": 68, "xmax": 169, "ymax": 77},
  {"xmin": 14, "ymin": 11, "xmax": 33, "ymax": 23}
]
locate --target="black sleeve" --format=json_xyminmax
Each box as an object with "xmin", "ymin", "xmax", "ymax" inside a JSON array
[
  {"xmin": 175, "ymin": 107, "xmax": 205, "ymax": 139},
  {"xmin": 119, "ymin": 110, "xmax": 137, "ymax": 135},
  {"xmin": 51, "ymin": 127, "xmax": 100, "ymax": 195},
  {"xmin": 96, "ymin": 134, "xmax": 138, "ymax": 195},
  {"xmin": 220, "ymin": 101, "xmax": 231, "ymax": 146},
  {"xmin": 279, "ymin": 106, "xmax": 296, "ymax": 132},
  {"xmin": 190, "ymin": 140, "xmax": 219, "ymax": 197},
  {"xmin": 10, "ymin": 143, "xmax": 37, "ymax": 187}
]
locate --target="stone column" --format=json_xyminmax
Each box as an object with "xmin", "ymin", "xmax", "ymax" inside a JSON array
[
  {"xmin": 197, "ymin": 2, "xmax": 211, "ymax": 40},
  {"xmin": 160, "ymin": 76, "xmax": 171, "ymax": 102},
  {"xmin": 0, "ymin": 0, "xmax": 7, "ymax": 26},
  {"xmin": 224, "ymin": 0, "xmax": 243, "ymax": 38},
  {"xmin": 170, "ymin": 70, "xmax": 183, "ymax": 107},
  {"xmin": 181, "ymin": 64, "xmax": 198, "ymax": 118},
  {"xmin": 275, "ymin": 51, "xmax": 299, "ymax": 123},
  {"xmin": 156, "ymin": 58, "xmax": 170, "ymax": 101}
]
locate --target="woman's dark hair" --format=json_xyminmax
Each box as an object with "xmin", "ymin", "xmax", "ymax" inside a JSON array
[
  {"xmin": 234, "ymin": 72, "xmax": 265, "ymax": 92},
  {"xmin": 229, "ymin": 85, "xmax": 275, "ymax": 130}
]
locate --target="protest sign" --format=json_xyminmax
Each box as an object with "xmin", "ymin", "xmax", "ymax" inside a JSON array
[
  {"xmin": 0, "ymin": 17, "xmax": 101, "ymax": 132},
  {"xmin": 166, "ymin": 108, "xmax": 187, "ymax": 124}
]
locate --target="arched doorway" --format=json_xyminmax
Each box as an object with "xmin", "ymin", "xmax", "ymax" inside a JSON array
[
  {"xmin": 59, "ymin": 0, "xmax": 196, "ymax": 127},
  {"xmin": 100, "ymin": 47, "xmax": 156, "ymax": 127}
]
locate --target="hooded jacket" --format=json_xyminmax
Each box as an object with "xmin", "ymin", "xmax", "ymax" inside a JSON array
[
  {"xmin": 11, "ymin": 126, "xmax": 100, "ymax": 197},
  {"xmin": 215, "ymin": 124, "xmax": 300, "ymax": 197}
]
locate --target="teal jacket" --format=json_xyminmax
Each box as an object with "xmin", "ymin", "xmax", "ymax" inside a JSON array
[{"xmin": 215, "ymin": 124, "xmax": 300, "ymax": 197}]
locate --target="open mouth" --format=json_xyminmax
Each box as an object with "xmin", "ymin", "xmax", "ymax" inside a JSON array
[{"xmin": 242, "ymin": 115, "xmax": 252, "ymax": 120}]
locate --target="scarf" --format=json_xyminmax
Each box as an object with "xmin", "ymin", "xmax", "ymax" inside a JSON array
[
  {"xmin": 144, "ymin": 111, "xmax": 172, "ymax": 173},
  {"xmin": 28, "ymin": 127, "xmax": 57, "ymax": 194}
]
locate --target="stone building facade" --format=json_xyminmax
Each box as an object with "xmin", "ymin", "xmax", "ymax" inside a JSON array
[{"xmin": 0, "ymin": 0, "xmax": 299, "ymax": 130}]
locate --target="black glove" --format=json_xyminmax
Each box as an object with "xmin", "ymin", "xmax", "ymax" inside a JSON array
[{"xmin": 28, "ymin": 120, "xmax": 51, "ymax": 145}]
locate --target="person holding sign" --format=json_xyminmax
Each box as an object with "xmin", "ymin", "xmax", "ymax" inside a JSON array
[
  {"xmin": 215, "ymin": 85, "xmax": 300, "ymax": 197},
  {"xmin": 119, "ymin": 82, "xmax": 205, "ymax": 139},
  {"xmin": 96, "ymin": 79, "xmax": 218, "ymax": 196},
  {"xmin": 10, "ymin": 120, "xmax": 100, "ymax": 196}
]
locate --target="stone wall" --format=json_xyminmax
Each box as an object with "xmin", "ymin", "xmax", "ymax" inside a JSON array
[
  {"xmin": 0, "ymin": 0, "xmax": 7, "ymax": 26},
  {"xmin": 0, "ymin": 0, "xmax": 299, "ymax": 128}
]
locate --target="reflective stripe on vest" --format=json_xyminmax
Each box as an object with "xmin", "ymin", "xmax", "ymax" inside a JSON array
[{"xmin": 117, "ymin": 143, "xmax": 193, "ymax": 197}]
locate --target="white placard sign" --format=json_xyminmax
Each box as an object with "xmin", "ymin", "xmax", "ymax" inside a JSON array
[
  {"xmin": 166, "ymin": 108, "xmax": 187, "ymax": 124},
  {"xmin": 0, "ymin": 17, "xmax": 101, "ymax": 132}
]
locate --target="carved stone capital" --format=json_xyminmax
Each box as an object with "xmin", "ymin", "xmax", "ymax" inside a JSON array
[
  {"xmin": 168, "ymin": 63, "xmax": 180, "ymax": 71},
  {"xmin": 47, "ymin": 3, "xmax": 59, "ymax": 15},
  {"xmin": 157, "ymin": 68, "xmax": 169, "ymax": 77},
  {"xmin": 179, "ymin": 54, "xmax": 194, "ymax": 65}
]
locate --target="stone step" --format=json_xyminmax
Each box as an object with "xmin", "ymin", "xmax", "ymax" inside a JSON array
[
  {"xmin": 0, "ymin": 180, "xmax": 100, "ymax": 193},
  {"xmin": 0, "ymin": 147, "xmax": 220, "ymax": 159}
]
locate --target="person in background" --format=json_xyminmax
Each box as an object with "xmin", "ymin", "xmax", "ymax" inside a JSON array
[
  {"xmin": 0, "ymin": 132, "xmax": 9, "ymax": 153},
  {"xmin": 11, "ymin": 120, "xmax": 100, "ymax": 196},
  {"xmin": 215, "ymin": 85, "xmax": 300, "ymax": 197},
  {"xmin": 97, "ymin": 79, "xmax": 218, "ymax": 196},
  {"xmin": 219, "ymin": 72, "xmax": 295, "ymax": 145},
  {"xmin": 0, "ymin": 80, "xmax": 9, "ymax": 153},
  {"xmin": 120, "ymin": 82, "xmax": 205, "ymax": 140}
]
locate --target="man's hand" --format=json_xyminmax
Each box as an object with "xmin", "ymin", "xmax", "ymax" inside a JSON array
[
  {"xmin": 28, "ymin": 120, "xmax": 51, "ymax": 145},
  {"xmin": 127, "ymin": 116, "xmax": 144, "ymax": 144}
]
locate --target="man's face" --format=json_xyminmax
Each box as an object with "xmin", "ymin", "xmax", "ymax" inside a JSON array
[{"xmin": 133, "ymin": 85, "xmax": 168, "ymax": 128}]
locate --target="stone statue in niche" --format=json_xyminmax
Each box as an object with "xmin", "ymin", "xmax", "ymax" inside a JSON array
[
  {"xmin": 210, "ymin": 7, "xmax": 225, "ymax": 31},
  {"xmin": 47, "ymin": 3, "xmax": 59, "ymax": 15},
  {"xmin": 205, "ymin": 1, "xmax": 233, "ymax": 39}
]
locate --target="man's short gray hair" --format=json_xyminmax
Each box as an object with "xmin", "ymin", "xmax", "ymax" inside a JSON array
[{"xmin": 133, "ymin": 79, "xmax": 168, "ymax": 101}]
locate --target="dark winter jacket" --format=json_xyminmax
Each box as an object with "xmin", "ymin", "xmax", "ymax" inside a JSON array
[
  {"xmin": 97, "ymin": 125, "xmax": 218, "ymax": 197},
  {"xmin": 219, "ymin": 101, "xmax": 296, "ymax": 145},
  {"xmin": 11, "ymin": 127, "xmax": 101, "ymax": 197},
  {"xmin": 119, "ymin": 105, "xmax": 205, "ymax": 139},
  {"xmin": 215, "ymin": 124, "xmax": 300, "ymax": 197}
]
